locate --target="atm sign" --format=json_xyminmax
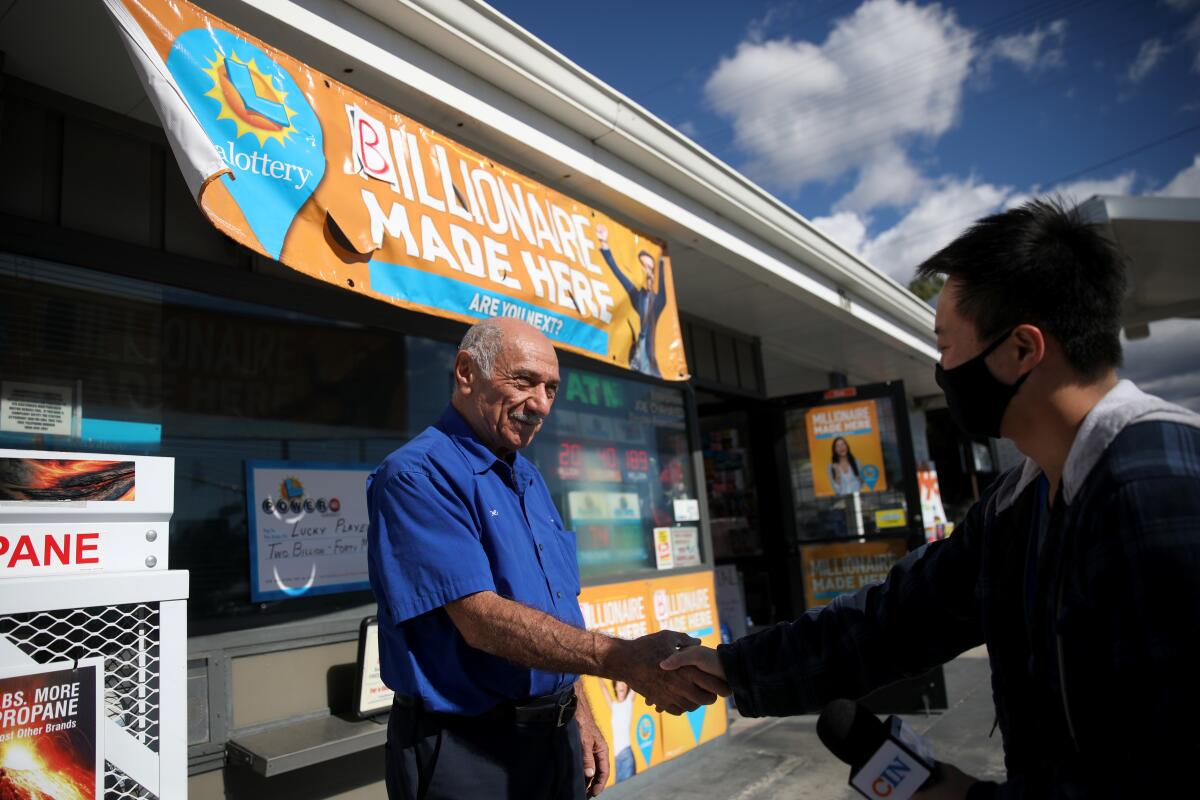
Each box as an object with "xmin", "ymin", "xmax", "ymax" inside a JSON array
[{"xmin": 0, "ymin": 532, "xmax": 100, "ymax": 571}]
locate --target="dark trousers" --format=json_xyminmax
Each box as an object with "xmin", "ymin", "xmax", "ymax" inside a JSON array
[{"xmin": 385, "ymin": 698, "xmax": 585, "ymax": 800}]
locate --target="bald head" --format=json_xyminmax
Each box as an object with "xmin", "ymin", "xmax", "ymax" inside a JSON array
[
  {"xmin": 452, "ymin": 319, "xmax": 560, "ymax": 457},
  {"xmin": 459, "ymin": 318, "xmax": 556, "ymax": 377}
]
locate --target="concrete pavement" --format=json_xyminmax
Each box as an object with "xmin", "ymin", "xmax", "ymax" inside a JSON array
[{"xmin": 602, "ymin": 647, "xmax": 1004, "ymax": 800}]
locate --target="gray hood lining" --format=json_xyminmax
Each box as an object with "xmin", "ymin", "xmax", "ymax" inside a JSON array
[{"xmin": 994, "ymin": 380, "xmax": 1200, "ymax": 513}]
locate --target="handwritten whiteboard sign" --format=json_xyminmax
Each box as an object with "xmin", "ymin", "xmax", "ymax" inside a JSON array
[{"xmin": 246, "ymin": 461, "xmax": 372, "ymax": 601}]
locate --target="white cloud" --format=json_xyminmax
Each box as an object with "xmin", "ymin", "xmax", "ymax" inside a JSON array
[
  {"xmin": 859, "ymin": 176, "xmax": 1012, "ymax": 280},
  {"xmin": 1127, "ymin": 38, "xmax": 1170, "ymax": 83},
  {"xmin": 818, "ymin": 167, "xmax": 1146, "ymax": 284},
  {"xmin": 746, "ymin": 3, "xmax": 797, "ymax": 44},
  {"xmin": 1188, "ymin": 13, "xmax": 1200, "ymax": 72},
  {"xmin": 835, "ymin": 145, "xmax": 930, "ymax": 212},
  {"xmin": 704, "ymin": 0, "xmax": 973, "ymax": 197},
  {"xmin": 677, "ymin": 120, "xmax": 699, "ymax": 138},
  {"xmin": 1004, "ymin": 172, "xmax": 1137, "ymax": 212},
  {"xmin": 1050, "ymin": 172, "xmax": 1139, "ymax": 204},
  {"xmin": 981, "ymin": 19, "xmax": 1068, "ymax": 74},
  {"xmin": 1156, "ymin": 154, "xmax": 1200, "ymax": 197},
  {"xmin": 811, "ymin": 210, "xmax": 869, "ymax": 254},
  {"xmin": 814, "ymin": 176, "xmax": 1013, "ymax": 282}
]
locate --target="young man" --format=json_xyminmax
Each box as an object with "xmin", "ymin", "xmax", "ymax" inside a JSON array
[{"xmin": 662, "ymin": 199, "xmax": 1200, "ymax": 797}]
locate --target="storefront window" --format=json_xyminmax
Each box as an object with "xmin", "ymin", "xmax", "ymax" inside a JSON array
[
  {"xmin": 0, "ymin": 253, "xmax": 425, "ymax": 633},
  {"xmin": 1, "ymin": 253, "xmax": 703, "ymax": 635},
  {"xmin": 530, "ymin": 375, "xmax": 700, "ymax": 581}
]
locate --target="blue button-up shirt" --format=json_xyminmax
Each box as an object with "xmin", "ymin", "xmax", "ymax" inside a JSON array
[{"xmin": 366, "ymin": 405, "xmax": 585, "ymax": 714}]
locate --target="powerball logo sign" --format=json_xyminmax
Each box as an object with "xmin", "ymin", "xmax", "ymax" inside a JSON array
[{"xmin": 167, "ymin": 29, "xmax": 325, "ymax": 259}]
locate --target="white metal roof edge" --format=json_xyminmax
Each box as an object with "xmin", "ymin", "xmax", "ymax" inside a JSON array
[{"xmin": 228, "ymin": 0, "xmax": 936, "ymax": 360}]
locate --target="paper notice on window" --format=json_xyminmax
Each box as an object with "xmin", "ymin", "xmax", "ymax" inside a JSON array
[
  {"xmin": 669, "ymin": 526, "xmax": 701, "ymax": 567},
  {"xmin": 0, "ymin": 381, "xmax": 74, "ymax": 436},
  {"xmin": 653, "ymin": 527, "xmax": 674, "ymax": 570},
  {"xmin": 673, "ymin": 498, "xmax": 700, "ymax": 522}
]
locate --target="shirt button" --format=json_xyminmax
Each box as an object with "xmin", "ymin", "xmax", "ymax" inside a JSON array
[
  {"xmin": 538, "ymin": 543, "xmax": 544, "ymax": 551},
  {"xmin": 556, "ymin": 591, "xmax": 563, "ymax": 598}
]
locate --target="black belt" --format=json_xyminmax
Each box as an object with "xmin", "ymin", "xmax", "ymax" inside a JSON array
[{"xmin": 395, "ymin": 688, "xmax": 577, "ymax": 728}]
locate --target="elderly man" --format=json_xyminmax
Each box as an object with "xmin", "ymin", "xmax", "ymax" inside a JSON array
[{"xmin": 367, "ymin": 317, "xmax": 726, "ymax": 800}]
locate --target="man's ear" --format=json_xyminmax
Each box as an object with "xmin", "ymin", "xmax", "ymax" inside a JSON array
[
  {"xmin": 1012, "ymin": 324, "xmax": 1045, "ymax": 369},
  {"xmin": 453, "ymin": 351, "xmax": 475, "ymax": 395}
]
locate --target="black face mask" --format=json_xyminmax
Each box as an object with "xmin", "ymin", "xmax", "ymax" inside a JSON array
[{"xmin": 935, "ymin": 329, "xmax": 1030, "ymax": 439}]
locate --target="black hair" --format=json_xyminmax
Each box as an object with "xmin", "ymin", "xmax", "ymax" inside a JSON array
[
  {"xmin": 916, "ymin": 197, "xmax": 1127, "ymax": 378},
  {"xmin": 830, "ymin": 437, "xmax": 860, "ymax": 478}
]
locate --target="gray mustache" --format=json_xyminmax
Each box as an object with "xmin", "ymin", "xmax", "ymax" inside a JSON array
[{"xmin": 510, "ymin": 411, "xmax": 545, "ymax": 425}]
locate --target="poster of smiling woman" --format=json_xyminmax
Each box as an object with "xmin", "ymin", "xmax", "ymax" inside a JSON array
[{"xmin": 804, "ymin": 399, "xmax": 889, "ymax": 497}]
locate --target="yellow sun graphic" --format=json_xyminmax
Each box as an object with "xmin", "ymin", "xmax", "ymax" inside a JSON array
[{"xmin": 202, "ymin": 52, "xmax": 297, "ymax": 146}]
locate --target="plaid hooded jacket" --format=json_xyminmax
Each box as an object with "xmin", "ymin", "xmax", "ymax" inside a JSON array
[{"xmin": 718, "ymin": 381, "xmax": 1200, "ymax": 797}]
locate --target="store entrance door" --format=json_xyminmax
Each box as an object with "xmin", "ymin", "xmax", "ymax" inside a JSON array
[
  {"xmin": 771, "ymin": 380, "xmax": 947, "ymax": 713},
  {"xmin": 697, "ymin": 393, "xmax": 781, "ymax": 637}
]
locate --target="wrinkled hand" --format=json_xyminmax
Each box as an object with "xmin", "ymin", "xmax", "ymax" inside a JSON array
[
  {"xmin": 914, "ymin": 762, "xmax": 978, "ymax": 800},
  {"xmin": 575, "ymin": 697, "xmax": 609, "ymax": 796},
  {"xmin": 617, "ymin": 631, "xmax": 727, "ymax": 715}
]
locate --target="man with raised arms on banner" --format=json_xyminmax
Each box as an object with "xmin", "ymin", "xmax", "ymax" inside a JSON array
[
  {"xmin": 595, "ymin": 224, "xmax": 667, "ymax": 378},
  {"xmin": 367, "ymin": 318, "xmax": 728, "ymax": 799}
]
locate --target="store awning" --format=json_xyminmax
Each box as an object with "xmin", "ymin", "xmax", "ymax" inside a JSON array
[
  {"xmin": 1078, "ymin": 195, "xmax": 1200, "ymax": 338},
  {"xmin": 98, "ymin": 0, "xmax": 690, "ymax": 380}
]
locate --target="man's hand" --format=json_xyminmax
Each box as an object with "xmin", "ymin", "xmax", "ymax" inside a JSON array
[
  {"xmin": 574, "ymin": 683, "xmax": 609, "ymax": 797},
  {"xmin": 610, "ymin": 632, "xmax": 729, "ymax": 715},
  {"xmin": 914, "ymin": 762, "xmax": 979, "ymax": 800},
  {"xmin": 595, "ymin": 223, "xmax": 610, "ymax": 249},
  {"xmin": 659, "ymin": 644, "xmax": 726, "ymax": 683}
]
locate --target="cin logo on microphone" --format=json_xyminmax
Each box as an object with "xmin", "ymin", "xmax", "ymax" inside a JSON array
[{"xmin": 869, "ymin": 756, "xmax": 915, "ymax": 797}]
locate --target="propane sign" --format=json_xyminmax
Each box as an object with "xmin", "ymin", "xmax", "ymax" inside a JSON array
[{"xmin": 0, "ymin": 451, "xmax": 173, "ymax": 577}]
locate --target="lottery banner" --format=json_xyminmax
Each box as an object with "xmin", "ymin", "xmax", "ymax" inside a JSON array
[{"xmin": 102, "ymin": 0, "xmax": 687, "ymax": 380}]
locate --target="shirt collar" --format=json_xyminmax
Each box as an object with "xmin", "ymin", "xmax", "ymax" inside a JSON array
[{"xmin": 437, "ymin": 405, "xmax": 536, "ymax": 486}]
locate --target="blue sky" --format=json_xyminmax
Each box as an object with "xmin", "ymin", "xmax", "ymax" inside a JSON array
[{"xmin": 489, "ymin": 0, "xmax": 1200, "ymax": 282}]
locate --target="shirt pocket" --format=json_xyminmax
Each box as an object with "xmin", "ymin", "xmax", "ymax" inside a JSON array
[{"xmin": 552, "ymin": 527, "xmax": 582, "ymax": 597}]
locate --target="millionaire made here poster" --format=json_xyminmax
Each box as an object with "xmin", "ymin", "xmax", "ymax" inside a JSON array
[
  {"xmin": 805, "ymin": 399, "xmax": 888, "ymax": 497},
  {"xmin": 0, "ymin": 658, "xmax": 104, "ymax": 800}
]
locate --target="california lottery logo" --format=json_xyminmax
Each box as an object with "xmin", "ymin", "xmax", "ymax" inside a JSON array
[
  {"xmin": 280, "ymin": 476, "xmax": 305, "ymax": 501},
  {"xmin": 202, "ymin": 53, "xmax": 297, "ymax": 146},
  {"xmin": 167, "ymin": 29, "xmax": 325, "ymax": 259}
]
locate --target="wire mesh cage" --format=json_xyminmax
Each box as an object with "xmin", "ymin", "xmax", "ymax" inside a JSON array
[{"xmin": 0, "ymin": 603, "xmax": 162, "ymax": 800}]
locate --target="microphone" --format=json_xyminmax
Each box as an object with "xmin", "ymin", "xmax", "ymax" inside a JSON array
[{"xmin": 817, "ymin": 699, "xmax": 939, "ymax": 800}]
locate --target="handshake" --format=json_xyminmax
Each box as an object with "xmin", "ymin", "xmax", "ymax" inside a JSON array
[{"xmin": 605, "ymin": 630, "xmax": 730, "ymax": 715}]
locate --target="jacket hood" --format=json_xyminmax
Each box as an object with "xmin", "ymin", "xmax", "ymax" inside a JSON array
[{"xmin": 996, "ymin": 380, "xmax": 1200, "ymax": 512}]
